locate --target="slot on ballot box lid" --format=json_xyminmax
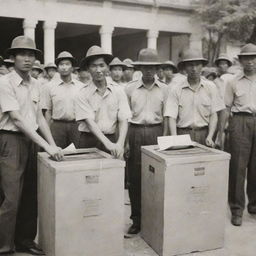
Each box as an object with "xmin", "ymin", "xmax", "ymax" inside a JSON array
[
  {"xmin": 142, "ymin": 139, "xmax": 230, "ymax": 166},
  {"xmin": 38, "ymin": 147, "xmax": 125, "ymax": 173}
]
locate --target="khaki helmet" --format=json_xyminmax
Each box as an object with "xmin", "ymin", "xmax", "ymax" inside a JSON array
[
  {"xmin": 178, "ymin": 49, "xmax": 208, "ymax": 69},
  {"xmin": 160, "ymin": 60, "xmax": 178, "ymax": 73},
  {"xmin": 238, "ymin": 43, "xmax": 256, "ymax": 57},
  {"xmin": 80, "ymin": 45, "xmax": 113, "ymax": 68},
  {"xmin": 6, "ymin": 36, "xmax": 41, "ymax": 56},
  {"xmin": 133, "ymin": 48, "xmax": 161, "ymax": 66},
  {"xmin": 55, "ymin": 51, "xmax": 76, "ymax": 66}
]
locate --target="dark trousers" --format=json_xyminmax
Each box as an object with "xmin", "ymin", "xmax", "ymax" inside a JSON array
[
  {"xmin": 177, "ymin": 127, "xmax": 208, "ymax": 146},
  {"xmin": 0, "ymin": 132, "xmax": 29, "ymax": 253},
  {"xmin": 128, "ymin": 124, "xmax": 163, "ymax": 226},
  {"xmin": 229, "ymin": 114, "xmax": 256, "ymax": 216},
  {"xmin": 78, "ymin": 132, "xmax": 116, "ymax": 153},
  {"xmin": 14, "ymin": 141, "xmax": 38, "ymax": 246},
  {"xmin": 51, "ymin": 120, "xmax": 80, "ymax": 149}
]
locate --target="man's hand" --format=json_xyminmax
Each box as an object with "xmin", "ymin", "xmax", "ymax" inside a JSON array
[
  {"xmin": 124, "ymin": 142, "xmax": 130, "ymax": 160},
  {"xmin": 105, "ymin": 141, "xmax": 124, "ymax": 159},
  {"xmin": 205, "ymin": 136, "xmax": 215, "ymax": 148},
  {"xmin": 45, "ymin": 145, "xmax": 64, "ymax": 161}
]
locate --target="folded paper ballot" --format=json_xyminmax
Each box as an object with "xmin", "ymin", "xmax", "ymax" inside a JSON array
[
  {"xmin": 63, "ymin": 143, "xmax": 77, "ymax": 153},
  {"xmin": 157, "ymin": 135, "xmax": 195, "ymax": 151}
]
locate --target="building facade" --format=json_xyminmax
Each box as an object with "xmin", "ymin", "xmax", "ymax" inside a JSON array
[{"xmin": 0, "ymin": 0, "xmax": 202, "ymax": 64}]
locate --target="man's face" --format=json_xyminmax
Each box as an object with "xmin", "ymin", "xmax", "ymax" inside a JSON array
[
  {"xmin": 110, "ymin": 66, "xmax": 123, "ymax": 82},
  {"xmin": 58, "ymin": 59, "xmax": 73, "ymax": 77},
  {"xmin": 79, "ymin": 70, "xmax": 91, "ymax": 82},
  {"xmin": 123, "ymin": 68, "xmax": 134, "ymax": 81},
  {"xmin": 218, "ymin": 60, "xmax": 229, "ymax": 74},
  {"xmin": 163, "ymin": 67, "xmax": 174, "ymax": 80},
  {"xmin": 184, "ymin": 61, "xmax": 203, "ymax": 80},
  {"xmin": 239, "ymin": 55, "xmax": 256, "ymax": 73},
  {"xmin": 47, "ymin": 68, "xmax": 57, "ymax": 79},
  {"xmin": 31, "ymin": 69, "xmax": 40, "ymax": 79},
  {"xmin": 140, "ymin": 65, "xmax": 157, "ymax": 81},
  {"xmin": 88, "ymin": 57, "xmax": 108, "ymax": 82},
  {"xmin": 13, "ymin": 50, "xmax": 36, "ymax": 73},
  {"xmin": 156, "ymin": 67, "xmax": 164, "ymax": 80}
]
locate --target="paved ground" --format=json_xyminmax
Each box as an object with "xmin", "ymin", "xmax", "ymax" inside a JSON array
[{"xmin": 14, "ymin": 191, "xmax": 256, "ymax": 256}]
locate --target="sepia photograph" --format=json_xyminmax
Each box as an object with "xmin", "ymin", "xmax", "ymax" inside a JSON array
[{"xmin": 0, "ymin": 0, "xmax": 256, "ymax": 256}]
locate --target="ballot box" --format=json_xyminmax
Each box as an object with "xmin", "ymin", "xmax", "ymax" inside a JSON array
[
  {"xmin": 38, "ymin": 148, "xmax": 125, "ymax": 256},
  {"xmin": 141, "ymin": 143, "xmax": 230, "ymax": 256}
]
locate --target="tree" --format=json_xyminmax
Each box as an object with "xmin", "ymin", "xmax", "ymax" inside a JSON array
[{"xmin": 194, "ymin": 0, "xmax": 256, "ymax": 65}]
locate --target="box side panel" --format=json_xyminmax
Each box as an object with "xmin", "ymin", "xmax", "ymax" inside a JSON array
[
  {"xmin": 38, "ymin": 158, "xmax": 56, "ymax": 256},
  {"xmin": 54, "ymin": 166, "xmax": 124, "ymax": 256},
  {"xmin": 141, "ymin": 153, "xmax": 165, "ymax": 256},
  {"xmin": 163, "ymin": 159, "xmax": 229, "ymax": 256}
]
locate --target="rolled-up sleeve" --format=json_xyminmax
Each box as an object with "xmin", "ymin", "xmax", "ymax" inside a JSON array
[
  {"xmin": 0, "ymin": 82, "xmax": 19, "ymax": 113},
  {"xmin": 211, "ymin": 83, "xmax": 225, "ymax": 113},
  {"xmin": 75, "ymin": 89, "xmax": 95, "ymax": 121},
  {"xmin": 164, "ymin": 86, "xmax": 179, "ymax": 119}
]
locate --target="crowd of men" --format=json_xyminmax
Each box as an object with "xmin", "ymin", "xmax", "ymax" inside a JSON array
[{"xmin": 0, "ymin": 34, "xmax": 256, "ymax": 255}]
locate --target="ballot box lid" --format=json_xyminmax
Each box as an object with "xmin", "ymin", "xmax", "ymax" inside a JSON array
[
  {"xmin": 141, "ymin": 143, "xmax": 230, "ymax": 166},
  {"xmin": 38, "ymin": 148, "xmax": 125, "ymax": 173}
]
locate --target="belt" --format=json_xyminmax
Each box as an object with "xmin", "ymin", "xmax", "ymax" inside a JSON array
[
  {"xmin": 0, "ymin": 130, "xmax": 24, "ymax": 136},
  {"xmin": 178, "ymin": 126, "xmax": 208, "ymax": 131},
  {"xmin": 52, "ymin": 119, "xmax": 76, "ymax": 123},
  {"xmin": 81, "ymin": 132, "xmax": 115, "ymax": 136},
  {"xmin": 233, "ymin": 112, "xmax": 256, "ymax": 117},
  {"xmin": 130, "ymin": 123, "xmax": 162, "ymax": 128}
]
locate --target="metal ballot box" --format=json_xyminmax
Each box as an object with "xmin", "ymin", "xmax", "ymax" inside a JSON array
[
  {"xmin": 38, "ymin": 148, "xmax": 125, "ymax": 256},
  {"xmin": 141, "ymin": 143, "xmax": 230, "ymax": 256}
]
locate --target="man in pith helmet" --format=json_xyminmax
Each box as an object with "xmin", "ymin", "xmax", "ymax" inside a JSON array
[
  {"xmin": 44, "ymin": 51, "xmax": 84, "ymax": 149},
  {"xmin": 75, "ymin": 45, "xmax": 131, "ymax": 159},
  {"xmin": 109, "ymin": 57, "xmax": 126, "ymax": 86},
  {"xmin": 0, "ymin": 35, "xmax": 63, "ymax": 255},
  {"xmin": 164, "ymin": 49, "xmax": 224, "ymax": 147},
  {"xmin": 125, "ymin": 48, "xmax": 168, "ymax": 235},
  {"xmin": 218, "ymin": 43, "xmax": 256, "ymax": 226}
]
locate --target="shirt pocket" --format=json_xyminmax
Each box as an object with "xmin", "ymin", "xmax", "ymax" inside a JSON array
[{"xmin": 235, "ymin": 90, "xmax": 247, "ymax": 106}]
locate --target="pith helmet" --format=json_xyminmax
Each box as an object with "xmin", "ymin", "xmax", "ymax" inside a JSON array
[
  {"xmin": 4, "ymin": 59, "xmax": 14, "ymax": 65},
  {"xmin": 32, "ymin": 61, "xmax": 43, "ymax": 72},
  {"xmin": 123, "ymin": 58, "xmax": 134, "ymax": 68},
  {"xmin": 109, "ymin": 57, "xmax": 126, "ymax": 69},
  {"xmin": 160, "ymin": 60, "xmax": 178, "ymax": 73},
  {"xmin": 238, "ymin": 43, "xmax": 256, "ymax": 57},
  {"xmin": 133, "ymin": 48, "xmax": 161, "ymax": 66},
  {"xmin": 178, "ymin": 49, "xmax": 208, "ymax": 69},
  {"xmin": 55, "ymin": 51, "xmax": 76, "ymax": 66},
  {"xmin": 214, "ymin": 54, "xmax": 232, "ymax": 67},
  {"xmin": 80, "ymin": 45, "xmax": 113, "ymax": 68},
  {"xmin": 6, "ymin": 36, "xmax": 42, "ymax": 55},
  {"xmin": 44, "ymin": 62, "xmax": 57, "ymax": 70}
]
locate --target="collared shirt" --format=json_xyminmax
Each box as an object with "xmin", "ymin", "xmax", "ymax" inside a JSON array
[
  {"xmin": 164, "ymin": 77, "xmax": 223, "ymax": 128},
  {"xmin": 0, "ymin": 70, "xmax": 41, "ymax": 131},
  {"xmin": 75, "ymin": 80, "xmax": 131, "ymax": 134},
  {"xmin": 125, "ymin": 78, "xmax": 168, "ymax": 125},
  {"xmin": 225, "ymin": 73, "xmax": 256, "ymax": 113},
  {"xmin": 43, "ymin": 78, "xmax": 84, "ymax": 120}
]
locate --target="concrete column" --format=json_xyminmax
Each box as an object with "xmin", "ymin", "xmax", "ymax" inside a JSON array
[
  {"xmin": 23, "ymin": 18, "xmax": 38, "ymax": 41},
  {"xmin": 147, "ymin": 30, "xmax": 159, "ymax": 50},
  {"xmin": 99, "ymin": 25, "xmax": 114, "ymax": 54},
  {"xmin": 43, "ymin": 20, "xmax": 57, "ymax": 64}
]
